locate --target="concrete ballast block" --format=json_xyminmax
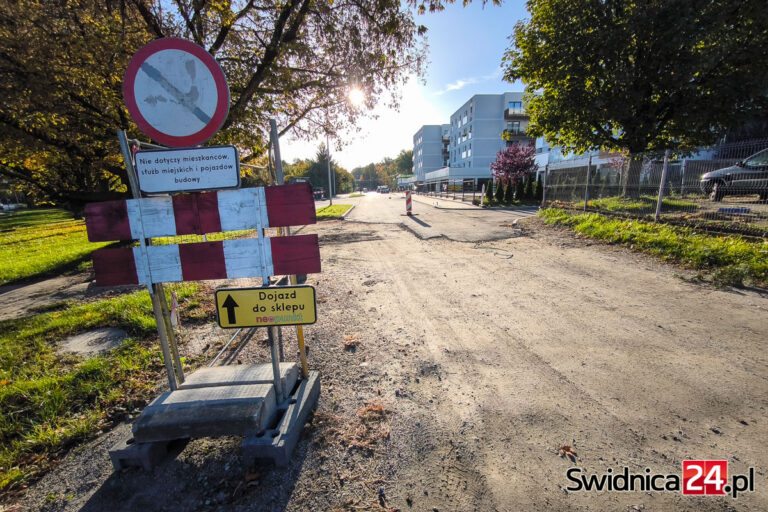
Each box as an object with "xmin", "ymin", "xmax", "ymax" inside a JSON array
[{"xmin": 132, "ymin": 383, "xmax": 277, "ymax": 443}]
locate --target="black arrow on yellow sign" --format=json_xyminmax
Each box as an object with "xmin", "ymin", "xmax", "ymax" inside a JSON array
[{"xmin": 221, "ymin": 294, "xmax": 239, "ymax": 324}]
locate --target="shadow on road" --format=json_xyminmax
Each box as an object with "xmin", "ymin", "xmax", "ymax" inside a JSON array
[
  {"xmin": 406, "ymin": 216, "xmax": 431, "ymax": 228},
  {"xmin": 78, "ymin": 429, "xmax": 313, "ymax": 512},
  {"xmin": 318, "ymin": 230, "xmax": 383, "ymax": 245}
]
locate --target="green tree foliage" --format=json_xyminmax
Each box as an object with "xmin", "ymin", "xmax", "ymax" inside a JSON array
[
  {"xmin": 352, "ymin": 149, "xmax": 413, "ymax": 189},
  {"xmin": 1, "ymin": 0, "xmax": 427, "ymax": 212},
  {"xmin": 0, "ymin": 1, "xmax": 145, "ymax": 212},
  {"xmin": 284, "ymin": 143, "xmax": 353, "ymax": 193},
  {"xmin": 504, "ymin": 0, "xmax": 768, "ymax": 155},
  {"xmin": 394, "ymin": 149, "xmax": 414, "ymax": 176}
]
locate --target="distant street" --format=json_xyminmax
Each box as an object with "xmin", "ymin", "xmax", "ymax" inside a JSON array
[{"xmin": 322, "ymin": 191, "xmax": 538, "ymax": 242}]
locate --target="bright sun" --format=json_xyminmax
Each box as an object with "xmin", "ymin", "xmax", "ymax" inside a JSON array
[{"xmin": 348, "ymin": 87, "xmax": 365, "ymax": 107}]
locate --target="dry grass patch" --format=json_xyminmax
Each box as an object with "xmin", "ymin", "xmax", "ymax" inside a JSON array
[{"xmin": 313, "ymin": 402, "xmax": 392, "ymax": 452}]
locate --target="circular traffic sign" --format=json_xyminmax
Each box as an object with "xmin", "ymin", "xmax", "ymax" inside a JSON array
[{"xmin": 124, "ymin": 38, "xmax": 229, "ymax": 147}]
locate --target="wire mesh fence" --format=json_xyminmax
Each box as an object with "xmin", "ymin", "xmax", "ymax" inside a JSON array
[{"xmin": 542, "ymin": 138, "xmax": 768, "ymax": 237}]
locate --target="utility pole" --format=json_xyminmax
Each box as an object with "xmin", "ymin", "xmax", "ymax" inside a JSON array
[{"xmin": 326, "ymin": 133, "xmax": 333, "ymax": 206}]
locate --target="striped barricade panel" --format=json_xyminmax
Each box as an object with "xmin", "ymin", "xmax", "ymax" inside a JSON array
[
  {"xmin": 85, "ymin": 183, "xmax": 320, "ymax": 286},
  {"xmin": 85, "ymin": 183, "xmax": 316, "ymax": 241}
]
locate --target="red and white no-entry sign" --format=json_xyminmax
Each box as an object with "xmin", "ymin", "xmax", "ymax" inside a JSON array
[{"xmin": 124, "ymin": 38, "xmax": 229, "ymax": 147}]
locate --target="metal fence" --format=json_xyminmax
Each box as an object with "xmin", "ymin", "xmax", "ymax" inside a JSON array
[{"xmin": 542, "ymin": 139, "xmax": 768, "ymax": 237}]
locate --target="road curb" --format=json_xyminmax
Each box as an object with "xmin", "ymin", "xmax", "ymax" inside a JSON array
[
  {"xmin": 315, "ymin": 204, "xmax": 356, "ymax": 221},
  {"xmin": 410, "ymin": 196, "xmax": 479, "ymax": 211},
  {"xmin": 341, "ymin": 204, "xmax": 356, "ymax": 219}
]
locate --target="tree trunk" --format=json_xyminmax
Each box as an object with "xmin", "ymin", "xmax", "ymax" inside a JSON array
[{"xmin": 621, "ymin": 155, "xmax": 644, "ymax": 198}]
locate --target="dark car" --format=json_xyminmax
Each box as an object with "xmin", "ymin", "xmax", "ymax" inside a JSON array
[
  {"xmin": 313, "ymin": 188, "xmax": 325, "ymax": 200},
  {"xmin": 700, "ymin": 148, "xmax": 768, "ymax": 201}
]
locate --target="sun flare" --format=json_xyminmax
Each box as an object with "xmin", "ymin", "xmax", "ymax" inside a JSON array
[{"xmin": 348, "ymin": 87, "xmax": 365, "ymax": 107}]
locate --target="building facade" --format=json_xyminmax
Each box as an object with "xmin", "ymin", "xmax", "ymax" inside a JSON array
[
  {"xmin": 412, "ymin": 124, "xmax": 450, "ymax": 183},
  {"xmin": 411, "ymin": 92, "xmax": 532, "ymax": 191}
]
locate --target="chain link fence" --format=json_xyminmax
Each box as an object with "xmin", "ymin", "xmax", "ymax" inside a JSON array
[{"xmin": 542, "ymin": 139, "xmax": 768, "ymax": 237}]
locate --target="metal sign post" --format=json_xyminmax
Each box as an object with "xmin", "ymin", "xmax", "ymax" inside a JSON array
[
  {"xmin": 270, "ymin": 119, "xmax": 310, "ymax": 378},
  {"xmin": 117, "ymin": 130, "xmax": 183, "ymax": 390}
]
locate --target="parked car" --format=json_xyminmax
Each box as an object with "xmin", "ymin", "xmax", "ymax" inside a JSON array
[
  {"xmin": 313, "ymin": 188, "xmax": 325, "ymax": 200},
  {"xmin": 377, "ymin": 186, "xmax": 390, "ymax": 193},
  {"xmin": 700, "ymin": 147, "xmax": 768, "ymax": 201}
]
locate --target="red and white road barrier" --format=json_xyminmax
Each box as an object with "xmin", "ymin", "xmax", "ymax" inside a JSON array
[
  {"xmin": 91, "ymin": 235, "xmax": 320, "ymax": 287},
  {"xmin": 405, "ymin": 190, "xmax": 412, "ymax": 215},
  {"xmin": 85, "ymin": 183, "xmax": 315, "ymax": 241},
  {"xmin": 85, "ymin": 183, "xmax": 320, "ymax": 287}
]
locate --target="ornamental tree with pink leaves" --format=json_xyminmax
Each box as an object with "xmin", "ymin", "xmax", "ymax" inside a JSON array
[{"xmin": 490, "ymin": 142, "xmax": 538, "ymax": 187}]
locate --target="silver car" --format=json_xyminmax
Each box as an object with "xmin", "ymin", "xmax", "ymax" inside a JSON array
[{"xmin": 700, "ymin": 148, "xmax": 768, "ymax": 201}]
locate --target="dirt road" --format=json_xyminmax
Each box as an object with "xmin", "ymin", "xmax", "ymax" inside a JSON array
[{"xmin": 13, "ymin": 204, "xmax": 768, "ymax": 512}]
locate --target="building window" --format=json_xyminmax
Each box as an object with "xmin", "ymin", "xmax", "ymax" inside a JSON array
[
  {"xmin": 507, "ymin": 121, "xmax": 521, "ymax": 134},
  {"xmin": 468, "ymin": 148, "xmax": 472, "ymax": 157},
  {"xmin": 508, "ymin": 101, "xmax": 522, "ymax": 109}
]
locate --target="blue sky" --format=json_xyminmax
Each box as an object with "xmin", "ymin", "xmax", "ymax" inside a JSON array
[{"xmin": 281, "ymin": 0, "xmax": 529, "ymax": 170}]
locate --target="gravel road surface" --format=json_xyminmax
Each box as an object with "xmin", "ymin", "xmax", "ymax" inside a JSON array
[{"xmin": 9, "ymin": 196, "xmax": 768, "ymax": 512}]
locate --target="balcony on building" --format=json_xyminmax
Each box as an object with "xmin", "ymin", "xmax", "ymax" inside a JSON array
[{"xmin": 505, "ymin": 100, "xmax": 526, "ymax": 119}]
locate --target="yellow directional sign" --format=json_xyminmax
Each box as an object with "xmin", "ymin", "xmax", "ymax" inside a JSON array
[{"xmin": 215, "ymin": 285, "xmax": 317, "ymax": 328}]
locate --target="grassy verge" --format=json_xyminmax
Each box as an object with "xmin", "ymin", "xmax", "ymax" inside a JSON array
[
  {"xmin": 349, "ymin": 193, "xmax": 363, "ymax": 198},
  {"xmin": 539, "ymin": 208, "xmax": 768, "ymax": 288},
  {"xmin": 0, "ymin": 209, "xmax": 112, "ymax": 285},
  {"xmin": 0, "ymin": 283, "xmax": 199, "ymax": 492},
  {"xmin": 473, "ymin": 197, "xmax": 539, "ymax": 207},
  {"xmin": 586, "ymin": 195, "xmax": 699, "ymax": 213},
  {"xmin": 316, "ymin": 204, "xmax": 353, "ymax": 219}
]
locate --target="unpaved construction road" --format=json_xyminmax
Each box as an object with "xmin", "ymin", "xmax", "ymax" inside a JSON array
[{"xmin": 12, "ymin": 195, "xmax": 768, "ymax": 512}]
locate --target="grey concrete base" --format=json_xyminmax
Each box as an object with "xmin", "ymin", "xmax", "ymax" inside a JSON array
[
  {"xmin": 109, "ymin": 435, "xmax": 172, "ymax": 471},
  {"xmin": 179, "ymin": 363, "xmax": 298, "ymax": 395},
  {"xmin": 242, "ymin": 371, "xmax": 320, "ymax": 467},
  {"xmin": 132, "ymin": 383, "xmax": 277, "ymax": 443}
]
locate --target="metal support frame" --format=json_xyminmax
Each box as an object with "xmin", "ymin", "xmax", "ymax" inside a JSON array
[
  {"xmin": 584, "ymin": 154, "xmax": 593, "ymax": 211},
  {"xmin": 269, "ymin": 120, "xmax": 310, "ymax": 378},
  {"xmin": 117, "ymin": 130, "xmax": 184, "ymax": 390},
  {"xmin": 655, "ymin": 149, "xmax": 671, "ymax": 222}
]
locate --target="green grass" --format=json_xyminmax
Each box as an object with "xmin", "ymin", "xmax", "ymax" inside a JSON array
[
  {"xmin": 349, "ymin": 193, "xmax": 364, "ymax": 198},
  {"xmin": 539, "ymin": 208, "xmax": 768, "ymax": 287},
  {"xmin": 0, "ymin": 283, "xmax": 199, "ymax": 492},
  {"xmin": 153, "ymin": 229, "xmax": 257, "ymax": 246},
  {"xmin": 0, "ymin": 209, "xmax": 113, "ymax": 285},
  {"xmin": 316, "ymin": 204, "xmax": 353, "ymax": 218},
  {"xmin": 585, "ymin": 195, "xmax": 699, "ymax": 213}
]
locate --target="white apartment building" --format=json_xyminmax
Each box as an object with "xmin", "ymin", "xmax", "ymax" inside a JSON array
[
  {"xmin": 410, "ymin": 92, "xmax": 532, "ymax": 191},
  {"xmin": 411, "ymin": 124, "xmax": 450, "ymax": 183}
]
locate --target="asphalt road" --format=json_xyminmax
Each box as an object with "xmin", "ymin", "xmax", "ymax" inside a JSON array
[{"xmin": 336, "ymin": 191, "xmax": 538, "ymax": 242}]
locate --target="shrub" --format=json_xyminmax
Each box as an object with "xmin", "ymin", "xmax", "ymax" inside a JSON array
[
  {"xmin": 534, "ymin": 174, "xmax": 543, "ymax": 201},
  {"xmin": 495, "ymin": 180, "xmax": 505, "ymax": 203},
  {"xmin": 485, "ymin": 181, "xmax": 494, "ymax": 204},
  {"xmin": 515, "ymin": 178, "xmax": 525, "ymax": 200},
  {"xmin": 524, "ymin": 175, "xmax": 534, "ymax": 199},
  {"xmin": 504, "ymin": 180, "xmax": 515, "ymax": 203}
]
